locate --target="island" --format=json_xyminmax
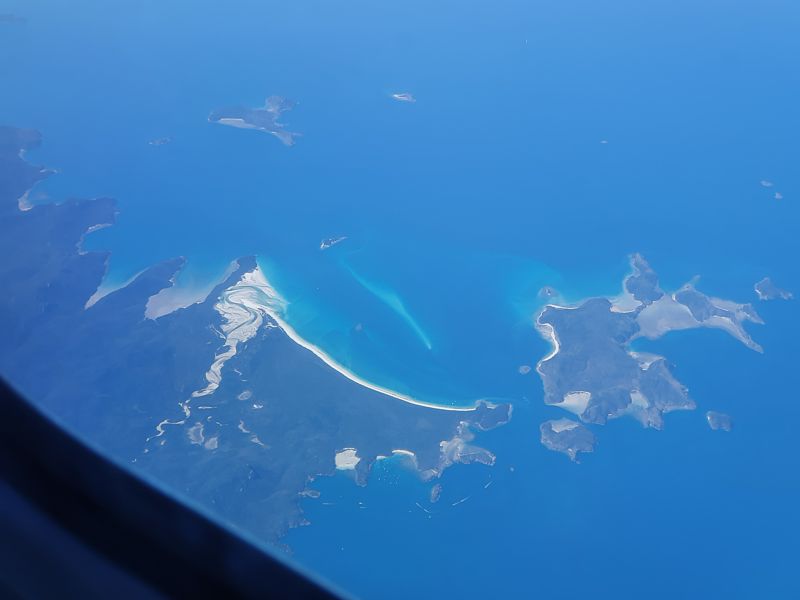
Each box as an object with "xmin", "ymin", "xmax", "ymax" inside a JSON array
[
  {"xmin": 754, "ymin": 277, "xmax": 793, "ymax": 301},
  {"xmin": 0, "ymin": 126, "xmax": 511, "ymax": 546},
  {"xmin": 534, "ymin": 254, "xmax": 765, "ymax": 458},
  {"xmin": 209, "ymin": 96, "xmax": 300, "ymax": 146},
  {"xmin": 706, "ymin": 411, "xmax": 733, "ymax": 432},
  {"xmin": 148, "ymin": 136, "xmax": 172, "ymax": 146},
  {"xmin": 320, "ymin": 236, "xmax": 347, "ymax": 250},
  {"xmin": 430, "ymin": 483, "xmax": 442, "ymax": 503},
  {"xmin": 391, "ymin": 92, "xmax": 416, "ymax": 103},
  {"xmin": 540, "ymin": 419, "xmax": 596, "ymax": 462},
  {"xmin": 538, "ymin": 286, "xmax": 558, "ymax": 300}
]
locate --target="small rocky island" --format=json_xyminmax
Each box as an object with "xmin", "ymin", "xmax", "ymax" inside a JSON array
[
  {"xmin": 391, "ymin": 92, "xmax": 416, "ymax": 103},
  {"xmin": 209, "ymin": 96, "xmax": 300, "ymax": 146},
  {"xmin": 320, "ymin": 236, "xmax": 347, "ymax": 250},
  {"xmin": 540, "ymin": 419, "xmax": 596, "ymax": 462},
  {"xmin": 148, "ymin": 136, "xmax": 172, "ymax": 146},
  {"xmin": 706, "ymin": 411, "xmax": 733, "ymax": 432}
]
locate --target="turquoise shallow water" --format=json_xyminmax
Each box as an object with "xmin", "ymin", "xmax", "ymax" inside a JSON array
[
  {"xmin": 2, "ymin": 0, "xmax": 800, "ymax": 596},
  {"xmin": 260, "ymin": 243, "xmax": 563, "ymax": 406}
]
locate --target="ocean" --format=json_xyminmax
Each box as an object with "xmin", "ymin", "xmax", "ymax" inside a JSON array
[{"xmin": 2, "ymin": 0, "xmax": 799, "ymax": 596}]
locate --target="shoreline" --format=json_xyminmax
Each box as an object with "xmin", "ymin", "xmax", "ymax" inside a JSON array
[{"xmin": 249, "ymin": 264, "xmax": 477, "ymax": 413}]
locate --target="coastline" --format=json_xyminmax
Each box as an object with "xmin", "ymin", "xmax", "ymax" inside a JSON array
[
  {"xmin": 9, "ymin": 128, "xmax": 481, "ymax": 415},
  {"xmin": 534, "ymin": 302, "xmax": 581, "ymax": 374},
  {"xmin": 85, "ymin": 264, "xmax": 146, "ymax": 308},
  {"xmin": 249, "ymin": 262, "xmax": 477, "ymax": 413}
]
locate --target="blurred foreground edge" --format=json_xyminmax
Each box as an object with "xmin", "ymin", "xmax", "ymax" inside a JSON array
[{"xmin": 0, "ymin": 377, "xmax": 345, "ymax": 599}]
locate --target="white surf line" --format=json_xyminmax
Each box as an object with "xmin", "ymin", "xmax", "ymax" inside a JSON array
[
  {"xmin": 239, "ymin": 266, "xmax": 475, "ymax": 413},
  {"xmin": 535, "ymin": 320, "xmax": 560, "ymax": 365},
  {"xmin": 534, "ymin": 301, "xmax": 585, "ymax": 374}
]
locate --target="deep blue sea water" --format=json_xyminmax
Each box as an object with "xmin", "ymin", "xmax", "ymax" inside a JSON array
[{"xmin": 2, "ymin": 0, "xmax": 799, "ymax": 597}]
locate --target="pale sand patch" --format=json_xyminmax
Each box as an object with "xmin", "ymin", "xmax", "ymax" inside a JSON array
[
  {"xmin": 335, "ymin": 448, "xmax": 360, "ymax": 470},
  {"xmin": 559, "ymin": 391, "xmax": 592, "ymax": 416},
  {"xmin": 146, "ymin": 260, "xmax": 240, "ymax": 319},
  {"xmin": 549, "ymin": 418, "xmax": 580, "ymax": 434}
]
